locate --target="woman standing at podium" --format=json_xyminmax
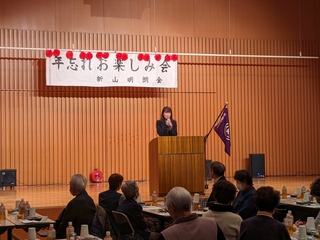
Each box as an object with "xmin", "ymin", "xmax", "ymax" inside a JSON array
[{"xmin": 156, "ymin": 106, "xmax": 178, "ymax": 136}]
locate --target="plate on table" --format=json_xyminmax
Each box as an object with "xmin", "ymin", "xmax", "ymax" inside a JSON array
[{"xmin": 296, "ymin": 199, "xmax": 311, "ymax": 205}]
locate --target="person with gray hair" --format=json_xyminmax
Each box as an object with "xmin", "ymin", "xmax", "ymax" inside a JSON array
[
  {"xmin": 117, "ymin": 181, "xmax": 160, "ymax": 240},
  {"xmin": 54, "ymin": 174, "xmax": 96, "ymax": 238},
  {"xmin": 159, "ymin": 187, "xmax": 226, "ymax": 240},
  {"xmin": 207, "ymin": 161, "xmax": 227, "ymax": 206}
]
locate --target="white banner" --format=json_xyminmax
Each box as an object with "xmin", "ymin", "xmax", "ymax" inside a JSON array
[{"xmin": 46, "ymin": 50, "xmax": 178, "ymax": 88}]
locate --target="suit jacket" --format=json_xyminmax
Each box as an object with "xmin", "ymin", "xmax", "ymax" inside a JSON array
[
  {"xmin": 156, "ymin": 119, "xmax": 177, "ymax": 136},
  {"xmin": 207, "ymin": 175, "xmax": 227, "ymax": 207},
  {"xmin": 55, "ymin": 190, "xmax": 96, "ymax": 238},
  {"xmin": 99, "ymin": 189, "xmax": 122, "ymax": 212}
]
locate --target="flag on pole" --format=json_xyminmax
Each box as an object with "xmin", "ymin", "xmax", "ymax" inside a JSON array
[{"xmin": 214, "ymin": 107, "xmax": 231, "ymax": 155}]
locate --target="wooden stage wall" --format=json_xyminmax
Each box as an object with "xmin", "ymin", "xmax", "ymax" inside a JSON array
[{"xmin": 1, "ymin": 29, "xmax": 320, "ymax": 185}]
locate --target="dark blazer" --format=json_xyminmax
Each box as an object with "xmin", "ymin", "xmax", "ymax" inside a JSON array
[
  {"xmin": 156, "ymin": 119, "xmax": 177, "ymax": 136},
  {"xmin": 117, "ymin": 198, "xmax": 150, "ymax": 240},
  {"xmin": 99, "ymin": 189, "xmax": 122, "ymax": 212},
  {"xmin": 55, "ymin": 190, "xmax": 96, "ymax": 238},
  {"xmin": 206, "ymin": 175, "xmax": 227, "ymax": 207},
  {"xmin": 233, "ymin": 185, "xmax": 257, "ymax": 220}
]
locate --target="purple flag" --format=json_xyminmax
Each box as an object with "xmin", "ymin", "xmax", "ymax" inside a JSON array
[{"xmin": 214, "ymin": 107, "xmax": 231, "ymax": 155}]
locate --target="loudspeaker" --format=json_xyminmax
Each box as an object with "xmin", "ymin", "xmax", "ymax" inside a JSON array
[
  {"xmin": 0, "ymin": 169, "xmax": 17, "ymax": 188},
  {"xmin": 205, "ymin": 160, "xmax": 212, "ymax": 180},
  {"xmin": 249, "ymin": 154, "xmax": 265, "ymax": 178}
]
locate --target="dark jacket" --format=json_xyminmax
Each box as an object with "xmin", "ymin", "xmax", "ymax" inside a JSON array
[
  {"xmin": 206, "ymin": 175, "xmax": 227, "ymax": 207},
  {"xmin": 156, "ymin": 120, "xmax": 178, "ymax": 136},
  {"xmin": 55, "ymin": 190, "xmax": 96, "ymax": 238},
  {"xmin": 117, "ymin": 198, "xmax": 150, "ymax": 240},
  {"xmin": 99, "ymin": 189, "xmax": 122, "ymax": 212},
  {"xmin": 240, "ymin": 215, "xmax": 291, "ymax": 240},
  {"xmin": 233, "ymin": 185, "xmax": 257, "ymax": 220}
]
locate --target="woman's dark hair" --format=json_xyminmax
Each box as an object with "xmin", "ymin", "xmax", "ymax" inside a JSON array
[
  {"xmin": 160, "ymin": 106, "xmax": 173, "ymax": 121},
  {"xmin": 254, "ymin": 186, "xmax": 280, "ymax": 212},
  {"xmin": 234, "ymin": 170, "xmax": 253, "ymax": 185},
  {"xmin": 310, "ymin": 177, "xmax": 320, "ymax": 197},
  {"xmin": 212, "ymin": 180, "xmax": 237, "ymax": 204}
]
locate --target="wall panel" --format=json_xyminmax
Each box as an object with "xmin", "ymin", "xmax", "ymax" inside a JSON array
[{"xmin": 0, "ymin": 28, "xmax": 320, "ymax": 186}]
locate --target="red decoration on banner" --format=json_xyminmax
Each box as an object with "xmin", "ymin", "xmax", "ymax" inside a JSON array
[
  {"xmin": 79, "ymin": 51, "xmax": 86, "ymax": 59},
  {"xmin": 143, "ymin": 54, "xmax": 150, "ymax": 61},
  {"xmin": 155, "ymin": 54, "xmax": 162, "ymax": 61},
  {"xmin": 66, "ymin": 51, "xmax": 73, "ymax": 59},
  {"xmin": 171, "ymin": 54, "xmax": 178, "ymax": 61},
  {"xmin": 137, "ymin": 53, "xmax": 144, "ymax": 61},
  {"xmin": 116, "ymin": 52, "xmax": 122, "ymax": 60},
  {"xmin": 96, "ymin": 52, "xmax": 103, "ymax": 59},
  {"xmin": 45, "ymin": 50, "xmax": 53, "ymax": 57},
  {"xmin": 86, "ymin": 52, "xmax": 93, "ymax": 60},
  {"xmin": 102, "ymin": 52, "xmax": 109, "ymax": 59},
  {"xmin": 53, "ymin": 49, "xmax": 60, "ymax": 57},
  {"xmin": 165, "ymin": 54, "xmax": 171, "ymax": 62},
  {"xmin": 122, "ymin": 53, "xmax": 128, "ymax": 61}
]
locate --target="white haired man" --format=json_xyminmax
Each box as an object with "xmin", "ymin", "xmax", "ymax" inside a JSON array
[{"xmin": 159, "ymin": 186, "xmax": 226, "ymax": 240}]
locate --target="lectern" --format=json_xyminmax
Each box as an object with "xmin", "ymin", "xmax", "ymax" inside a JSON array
[{"xmin": 149, "ymin": 136, "xmax": 205, "ymax": 196}]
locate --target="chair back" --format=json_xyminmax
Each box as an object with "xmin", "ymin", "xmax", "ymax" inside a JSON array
[{"xmin": 112, "ymin": 211, "xmax": 135, "ymax": 237}]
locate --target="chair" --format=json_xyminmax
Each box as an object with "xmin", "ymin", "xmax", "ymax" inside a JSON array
[
  {"xmin": 112, "ymin": 211, "xmax": 136, "ymax": 240},
  {"xmin": 94, "ymin": 205, "xmax": 119, "ymax": 239}
]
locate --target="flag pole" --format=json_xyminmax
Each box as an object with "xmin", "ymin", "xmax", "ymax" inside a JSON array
[
  {"xmin": 204, "ymin": 102, "xmax": 228, "ymax": 189},
  {"xmin": 204, "ymin": 102, "xmax": 228, "ymax": 141}
]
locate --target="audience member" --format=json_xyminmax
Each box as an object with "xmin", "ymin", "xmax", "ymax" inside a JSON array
[
  {"xmin": 233, "ymin": 170, "xmax": 257, "ymax": 219},
  {"xmin": 203, "ymin": 180, "xmax": 242, "ymax": 240},
  {"xmin": 310, "ymin": 177, "xmax": 320, "ymax": 228},
  {"xmin": 54, "ymin": 174, "xmax": 96, "ymax": 238},
  {"xmin": 117, "ymin": 181, "xmax": 160, "ymax": 240},
  {"xmin": 159, "ymin": 186, "xmax": 226, "ymax": 240},
  {"xmin": 240, "ymin": 186, "xmax": 290, "ymax": 240},
  {"xmin": 207, "ymin": 161, "xmax": 226, "ymax": 206},
  {"xmin": 99, "ymin": 173, "xmax": 124, "ymax": 212}
]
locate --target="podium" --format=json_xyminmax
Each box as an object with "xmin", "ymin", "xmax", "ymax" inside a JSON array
[{"xmin": 149, "ymin": 136, "xmax": 205, "ymax": 196}]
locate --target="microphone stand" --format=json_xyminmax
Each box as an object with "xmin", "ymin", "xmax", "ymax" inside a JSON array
[{"xmin": 204, "ymin": 102, "xmax": 228, "ymax": 189}]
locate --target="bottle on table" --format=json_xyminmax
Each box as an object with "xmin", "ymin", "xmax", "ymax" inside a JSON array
[
  {"xmin": 47, "ymin": 223, "xmax": 56, "ymax": 240},
  {"xmin": 286, "ymin": 210, "xmax": 294, "ymax": 236},
  {"xmin": 0, "ymin": 203, "xmax": 6, "ymax": 221},
  {"xmin": 24, "ymin": 201, "xmax": 30, "ymax": 219},
  {"xmin": 19, "ymin": 198, "xmax": 26, "ymax": 215},
  {"xmin": 66, "ymin": 221, "xmax": 74, "ymax": 240},
  {"xmin": 104, "ymin": 230, "xmax": 113, "ymax": 240},
  {"xmin": 152, "ymin": 191, "xmax": 158, "ymax": 206},
  {"xmin": 282, "ymin": 186, "xmax": 287, "ymax": 199},
  {"xmin": 301, "ymin": 185, "xmax": 306, "ymax": 198}
]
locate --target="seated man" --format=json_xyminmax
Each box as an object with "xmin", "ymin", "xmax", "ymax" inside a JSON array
[
  {"xmin": 160, "ymin": 186, "xmax": 226, "ymax": 240},
  {"xmin": 99, "ymin": 173, "xmax": 124, "ymax": 211},
  {"xmin": 240, "ymin": 186, "xmax": 291, "ymax": 240},
  {"xmin": 54, "ymin": 174, "xmax": 96, "ymax": 238},
  {"xmin": 117, "ymin": 181, "xmax": 160, "ymax": 240},
  {"xmin": 207, "ymin": 161, "xmax": 227, "ymax": 206},
  {"xmin": 310, "ymin": 177, "xmax": 320, "ymax": 228},
  {"xmin": 203, "ymin": 180, "xmax": 242, "ymax": 240}
]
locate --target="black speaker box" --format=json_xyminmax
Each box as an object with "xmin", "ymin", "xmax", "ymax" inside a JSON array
[
  {"xmin": 249, "ymin": 154, "xmax": 265, "ymax": 178},
  {"xmin": 0, "ymin": 169, "xmax": 17, "ymax": 187},
  {"xmin": 205, "ymin": 160, "xmax": 212, "ymax": 180}
]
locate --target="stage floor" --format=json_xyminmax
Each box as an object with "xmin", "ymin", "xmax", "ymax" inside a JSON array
[{"xmin": 0, "ymin": 175, "xmax": 319, "ymax": 209}]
